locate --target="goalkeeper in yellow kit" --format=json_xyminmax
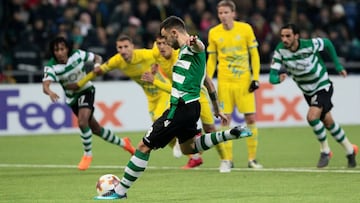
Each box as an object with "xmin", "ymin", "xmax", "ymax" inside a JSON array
[
  {"xmin": 141, "ymin": 35, "xmax": 230, "ymax": 172},
  {"xmin": 207, "ymin": 0, "xmax": 263, "ymax": 170}
]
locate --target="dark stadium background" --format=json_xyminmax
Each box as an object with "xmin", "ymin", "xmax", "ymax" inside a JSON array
[{"xmin": 1, "ymin": 0, "xmax": 359, "ymax": 83}]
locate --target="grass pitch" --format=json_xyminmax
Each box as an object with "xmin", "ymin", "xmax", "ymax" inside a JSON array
[{"xmin": 0, "ymin": 125, "xmax": 359, "ymax": 203}]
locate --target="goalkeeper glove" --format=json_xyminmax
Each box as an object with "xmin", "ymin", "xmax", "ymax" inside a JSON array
[{"xmin": 248, "ymin": 80, "xmax": 259, "ymax": 92}]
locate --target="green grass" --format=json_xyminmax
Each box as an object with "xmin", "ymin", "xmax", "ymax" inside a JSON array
[{"xmin": 0, "ymin": 125, "xmax": 359, "ymax": 203}]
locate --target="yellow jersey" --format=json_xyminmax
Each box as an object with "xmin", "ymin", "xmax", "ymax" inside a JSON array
[
  {"xmin": 151, "ymin": 44, "xmax": 178, "ymax": 80},
  {"xmin": 207, "ymin": 21, "xmax": 258, "ymax": 83},
  {"xmin": 100, "ymin": 49, "xmax": 166, "ymax": 102}
]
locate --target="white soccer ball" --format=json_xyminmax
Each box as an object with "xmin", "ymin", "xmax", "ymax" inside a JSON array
[{"xmin": 96, "ymin": 174, "xmax": 120, "ymax": 196}]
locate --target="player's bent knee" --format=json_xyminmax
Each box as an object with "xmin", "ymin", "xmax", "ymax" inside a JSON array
[{"xmin": 137, "ymin": 141, "xmax": 152, "ymax": 153}]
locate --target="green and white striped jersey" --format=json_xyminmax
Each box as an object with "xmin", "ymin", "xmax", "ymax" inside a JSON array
[
  {"xmin": 271, "ymin": 38, "xmax": 331, "ymax": 95},
  {"xmin": 43, "ymin": 49, "xmax": 95, "ymax": 105},
  {"xmin": 170, "ymin": 45, "xmax": 206, "ymax": 105}
]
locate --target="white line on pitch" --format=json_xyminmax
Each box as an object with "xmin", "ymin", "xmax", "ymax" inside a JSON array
[{"xmin": 0, "ymin": 163, "xmax": 359, "ymax": 173}]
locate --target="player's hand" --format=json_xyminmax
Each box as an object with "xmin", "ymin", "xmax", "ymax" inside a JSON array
[
  {"xmin": 49, "ymin": 92, "xmax": 60, "ymax": 102},
  {"xmin": 339, "ymin": 70, "xmax": 347, "ymax": 78},
  {"xmin": 248, "ymin": 80, "xmax": 259, "ymax": 93},
  {"xmin": 213, "ymin": 109, "xmax": 229, "ymax": 126},
  {"xmin": 66, "ymin": 83, "xmax": 80, "ymax": 90},
  {"xmin": 141, "ymin": 72, "xmax": 154, "ymax": 83},
  {"xmin": 216, "ymin": 112, "xmax": 229, "ymax": 126},
  {"xmin": 186, "ymin": 35, "xmax": 198, "ymax": 46},
  {"xmin": 151, "ymin": 64, "xmax": 159, "ymax": 75},
  {"xmin": 93, "ymin": 67, "xmax": 102, "ymax": 75}
]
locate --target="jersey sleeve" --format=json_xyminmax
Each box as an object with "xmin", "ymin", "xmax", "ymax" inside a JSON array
[
  {"xmin": 206, "ymin": 28, "xmax": 217, "ymax": 78},
  {"xmin": 311, "ymin": 38, "xmax": 325, "ymax": 52},
  {"xmin": 100, "ymin": 55, "xmax": 122, "ymax": 72},
  {"xmin": 270, "ymin": 44, "xmax": 283, "ymax": 71},
  {"xmin": 246, "ymin": 24, "xmax": 258, "ymax": 49},
  {"xmin": 321, "ymin": 38, "xmax": 344, "ymax": 71},
  {"xmin": 77, "ymin": 49, "xmax": 95, "ymax": 63},
  {"xmin": 207, "ymin": 29, "xmax": 217, "ymax": 54},
  {"xmin": 153, "ymin": 69, "xmax": 172, "ymax": 93},
  {"xmin": 42, "ymin": 65, "xmax": 57, "ymax": 82}
]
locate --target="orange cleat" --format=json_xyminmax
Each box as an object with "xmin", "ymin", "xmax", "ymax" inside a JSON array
[
  {"xmin": 181, "ymin": 157, "xmax": 203, "ymax": 169},
  {"xmin": 353, "ymin": 144, "xmax": 358, "ymax": 155},
  {"xmin": 122, "ymin": 137, "xmax": 136, "ymax": 155},
  {"xmin": 78, "ymin": 155, "xmax": 93, "ymax": 171}
]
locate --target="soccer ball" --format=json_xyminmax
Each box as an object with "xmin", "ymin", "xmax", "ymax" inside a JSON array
[{"xmin": 96, "ymin": 174, "xmax": 120, "ymax": 196}]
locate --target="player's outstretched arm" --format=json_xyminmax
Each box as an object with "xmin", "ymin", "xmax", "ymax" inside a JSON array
[
  {"xmin": 187, "ymin": 36, "xmax": 205, "ymax": 53},
  {"xmin": 269, "ymin": 69, "xmax": 286, "ymax": 84},
  {"xmin": 203, "ymin": 75, "xmax": 228, "ymax": 125},
  {"xmin": 323, "ymin": 38, "xmax": 347, "ymax": 77},
  {"xmin": 141, "ymin": 64, "xmax": 172, "ymax": 93},
  {"xmin": 248, "ymin": 47, "xmax": 261, "ymax": 92},
  {"xmin": 42, "ymin": 80, "xmax": 60, "ymax": 102}
]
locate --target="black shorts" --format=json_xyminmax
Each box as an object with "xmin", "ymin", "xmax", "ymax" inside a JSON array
[
  {"xmin": 142, "ymin": 100, "xmax": 201, "ymax": 149},
  {"xmin": 304, "ymin": 83, "xmax": 333, "ymax": 120},
  {"xmin": 70, "ymin": 88, "xmax": 95, "ymax": 117}
]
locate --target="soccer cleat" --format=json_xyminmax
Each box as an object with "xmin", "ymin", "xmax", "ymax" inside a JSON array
[
  {"xmin": 230, "ymin": 125, "xmax": 252, "ymax": 138},
  {"xmin": 219, "ymin": 160, "xmax": 232, "ymax": 173},
  {"xmin": 78, "ymin": 155, "xmax": 93, "ymax": 170},
  {"xmin": 181, "ymin": 157, "xmax": 203, "ymax": 169},
  {"xmin": 347, "ymin": 144, "xmax": 358, "ymax": 168},
  {"xmin": 94, "ymin": 192, "xmax": 127, "ymax": 200},
  {"xmin": 317, "ymin": 151, "xmax": 333, "ymax": 168},
  {"xmin": 172, "ymin": 140, "xmax": 183, "ymax": 158},
  {"xmin": 122, "ymin": 137, "xmax": 136, "ymax": 155},
  {"xmin": 248, "ymin": 160, "xmax": 263, "ymax": 169}
]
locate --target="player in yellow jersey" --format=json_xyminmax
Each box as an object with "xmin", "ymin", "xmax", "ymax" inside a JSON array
[
  {"xmin": 207, "ymin": 0, "xmax": 263, "ymax": 171},
  {"xmin": 142, "ymin": 35, "xmax": 231, "ymax": 172},
  {"xmin": 67, "ymin": 35, "xmax": 171, "ymax": 124}
]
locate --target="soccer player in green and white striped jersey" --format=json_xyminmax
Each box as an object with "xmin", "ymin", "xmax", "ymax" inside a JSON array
[
  {"xmin": 94, "ymin": 16, "xmax": 252, "ymax": 200},
  {"xmin": 269, "ymin": 23, "xmax": 358, "ymax": 168},
  {"xmin": 42, "ymin": 37, "xmax": 135, "ymax": 171}
]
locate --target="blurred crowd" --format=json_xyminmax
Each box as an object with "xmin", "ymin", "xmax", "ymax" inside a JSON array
[{"xmin": 1, "ymin": 0, "xmax": 360, "ymax": 83}]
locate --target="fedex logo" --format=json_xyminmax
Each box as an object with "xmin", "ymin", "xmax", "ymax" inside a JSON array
[
  {"xmin": 0, "ymin": 89, "xmax": 123, "ymax": 131},
  {"xmin": 256, "ymin": 83, "xmax": 304, "ymax": 122}
]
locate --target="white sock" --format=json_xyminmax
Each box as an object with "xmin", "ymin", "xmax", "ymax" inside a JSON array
[
  {"xmin": 320, "ymin": 140, "xmax": 331, "ymax": 154},
  {"xmin": 340, "ymin": 137, "xmax": 354, "ymax": 155}
]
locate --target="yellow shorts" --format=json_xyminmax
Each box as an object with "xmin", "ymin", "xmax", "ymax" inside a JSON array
[
  {"xmin": 199, "ymin": 88, "xmax": 214, "ymax": 125},
  {"xmin": 147, "ymin": 92, "xmax": 170, "ymax": 121},
  {"xmin": 218, "ymin": 81, "xmax": 256, "ymax": 114}
]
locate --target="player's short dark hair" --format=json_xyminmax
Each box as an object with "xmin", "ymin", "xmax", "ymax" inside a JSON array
[
  {"xmin": 117, "ymin": 34, "xmax": 133, "ymax": 43},
  {"xmin": 217, "ymin": 0, "xmax": 236, "ymax": 12},
  {"xmin": 49, "ymin": 36, "xmax": 73, "ymax": 59},
  {"xmin": 281, "ymin": 23, "xmax": 300, "ymax": 35},
  {"xmin": 159, "ymin": 16, "xmax": 186, "ymax": 33}
]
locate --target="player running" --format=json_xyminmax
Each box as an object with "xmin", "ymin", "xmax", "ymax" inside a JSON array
[
  {"xmin": 42, "ymin": 36, "xmax": 135, "ymax": 171},
  {"xmin": 269, "ymin": 23, "xmax": 358, "ymax": 168}
]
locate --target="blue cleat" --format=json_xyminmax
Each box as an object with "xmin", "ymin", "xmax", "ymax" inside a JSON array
[
  {"xmin": 94, "ymin": 192, "xmax": 127, "ymax": 200},
  {"xmin": 230, "ymin": 125, "xmax": 252, "ymax": 138}
]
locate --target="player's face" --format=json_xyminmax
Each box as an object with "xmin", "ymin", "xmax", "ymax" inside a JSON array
[
  {"xmin": 156, "ymin": 37, "xmax": 173, "ymax": 59},
  {"xmin": 116, "ymin": 40, "xmax": 134, "ymax": 62},
  {"xmin": 280, "ymin": 28, "xmax": 299, "ymax": 50},
  {"xmin": 53, "ymin": 42, "xmax": 69, "ymax": 64},
  {"xmin": 217, "ymin": 6, "xmax": 235, "ymax": 26},
  {"xmin": 161, "ymin": 28, "xmax": 180, "ymax": 50}
]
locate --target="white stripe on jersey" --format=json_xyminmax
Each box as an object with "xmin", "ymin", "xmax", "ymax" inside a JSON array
[
  {"xmin": 175, "ymin": 59, "xmax": 191, "ymax": 70},
  {"xmin": 173, "ymin": 72, "xmax": 185, "ymax": 84}
]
